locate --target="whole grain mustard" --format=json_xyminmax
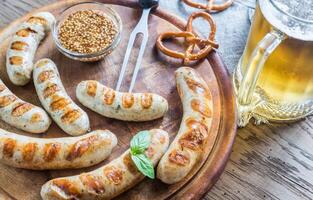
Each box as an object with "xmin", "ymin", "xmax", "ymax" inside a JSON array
[{"xmin": 58, "ymin": 10, "xmax": 117, "ymax": 54}]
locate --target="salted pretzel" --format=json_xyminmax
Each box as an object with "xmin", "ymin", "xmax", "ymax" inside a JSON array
[
  {"xmin": 182, "ymin": 0, "xmax": 233, "ymax": 12},
  {"xmin": 156, "ymin": 11, "xmax": 218, "ymax": 64}
]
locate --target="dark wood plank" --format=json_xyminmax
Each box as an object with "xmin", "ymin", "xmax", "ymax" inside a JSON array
[{"xmin": 0, "ymin": 0, "xmax": 52, "ymax": 27}]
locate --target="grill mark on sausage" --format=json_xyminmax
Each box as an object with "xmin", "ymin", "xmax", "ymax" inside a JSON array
[
  {"xmin": 152, "ymin": 132, "xmax": 166, "ymax": 145},
  {"xmin": 184, "ymin": 76, "xmax": 211, "ymax": 100},
  {"xmin": 16, "ymin": 28, "xmax": 37, "ymax": 37},
  {"xmin": 22, "ymin": 143, "xmax": 38, "ymax": 161},
  {"xmin": 3, "ymin": 138, "xmax": 16, "ymax": 158},
  {"xmin": 103, "ymin": 166, "xmax": 124, "ymax": 185},
  {"xmin": 30, "ymin": 113, "xmax": 42, "ymax": 123},
  {"xmin": 50, "ymin": 95, "xmax": 70, "ymax": 111},
  {"xmin": 0, "ymin": 85, "xmax": 6, "ymax": 92},
  {"xmin": 168, "ymin": 150, "xmax": 190, "ymax": 166},
  {"xmin": 159, "ymin": 136, "xmax": 166, "ymax": 144},
  {"xmin": 190, "ymin": 99, "xmax": 212, "ymax": 118},
  {"xmin": 186, "ymin": 118, "xmax": 208, "ymax": 130},
  {"xmin": 79, "ymin": 174, "xmax": 105, "ymax": 194},
  {"xmin": 61, "ymin": 109, "xmax": 81, "ymax": 124},
  {"xmin": 36, "ymin": 59, "xmax": 49, "ymax": 68},
  {"xmin": 66, "ymin": 135, "xmax": 98, "ymax": 161},
  {"xmin": 11, "ymin": 103, "xmax": 33, "ymax": 117},
  {"xmin": 122, "ymin": 93, "xmax": 134, "ymax": 108},
  {"xmin": 11, "ymin": 41, "xmax": 29, "ymax": 51},
  {"xmin": 86, "ymin": 81, "xmax": 97, "ymax": 97},
  {"xmin": 14, "ymin": 72, "xmax": 24, "ymax": 78},
  {"xmin": 43, "ymin": 143, "xmax": 61, "ymax": 162},
  {"xmin": 9, "ymin": 56, "xmax": 23, "ymax": 65},
  {"xmin": 141, "ymin": 93, "xmax": 153, "ymax": 109},
  {"xmin": 103, "ymin": 87, "xmax": 115, "ymax": 105},
  {"xmin": 123, "ymin": 153, "xmax": 138, "ymax": 175},
  {"xmin": 0, "ymin": 95, "xmax": 17, "ymax": 108},
  {"xmin": 43, "ymin": 83, "xmax": 60, "ymax": 98},
  {"xmin": 179, "ymin": 118, "xmax": 209, "ymax": 150},
  {"xmin": 52, "ymin": 179, "xmax": 80, "ymax": 198},
  {"xmin": 27, "ymin": 16, "xmax": 47, "ymax": 26},
  {"xmin": 37, "ymin": 70, "xmax": 54, "ymax": 83},
  {"xmin": 145, "ymin": 146, "xmax": 154, "ymax": 159}
]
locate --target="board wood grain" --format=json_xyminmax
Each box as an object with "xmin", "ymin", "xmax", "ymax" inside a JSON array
[{"xmin": 0, "ymin": 0, "xmax": 236, "ymax": 199}]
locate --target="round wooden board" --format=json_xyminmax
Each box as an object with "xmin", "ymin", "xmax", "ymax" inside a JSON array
[{"xmin": 0, "ymin": 0, "xmax": 237, "ymax": 199}]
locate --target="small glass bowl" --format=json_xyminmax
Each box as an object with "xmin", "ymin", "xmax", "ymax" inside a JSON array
[{"xmin": 52, "ymin": 2, "xmax": 122, "ymax": 62}]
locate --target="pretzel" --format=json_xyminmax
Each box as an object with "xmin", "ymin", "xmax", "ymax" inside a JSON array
[
  {"xmin": 156, "ymin": 11, "xmax": 218, "ymax": 64},
  {"xmin": 182, "ymin": 0, "xmax": 233, "ymax": 12},
  {"xmin": 156, "ymin": 31, "xmax": 196, "ymax": 60},
  {"xmin": 184, "ymin": 11, "xmax": 218, "ymax": 62}
]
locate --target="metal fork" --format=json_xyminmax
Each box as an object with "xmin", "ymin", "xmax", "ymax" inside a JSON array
[{"xmin": 115, "ymin": 0, "xmax": 159, "ymax": 92}]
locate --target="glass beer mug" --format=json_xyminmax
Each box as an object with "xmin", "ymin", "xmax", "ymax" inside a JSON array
[{"xmin": 234, "ymin": 0, "xmax": 313, "ymax": 127}]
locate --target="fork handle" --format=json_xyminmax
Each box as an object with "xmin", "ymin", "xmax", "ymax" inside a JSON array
[{"xmin": 139, "ymin": 0, "xmax": 159, "ymax": 9}]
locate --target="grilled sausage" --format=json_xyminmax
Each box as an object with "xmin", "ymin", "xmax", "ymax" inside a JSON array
[
  {"xmin": 157, "ymin": 67, "xmax": 213, "ymax": 184},
  {"xmin": 76, "ymin": 80, "xmax": 168, "ymax": 121},
  {"xmin": 0, "ymin": 128, "xmax": 117, "ymax": 170},
  {"xmin": 33, "ymin": 59, "xmax": 90, "ymax": 136},
  {"xmin": 41, "ymin": 129, "xmax": 169, "ymax": 200},
  {"xmin": 0, "ymin": 79, "xmax": 51, "ymax": 133},
  {"xmin": 6, "ymin": 12, "xmax": 55, "ymax": 86}
]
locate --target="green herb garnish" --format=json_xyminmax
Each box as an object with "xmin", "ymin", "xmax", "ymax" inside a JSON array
[{"xmin": 130, "ymin": 130, "xmax": 155, "ymax": 179}]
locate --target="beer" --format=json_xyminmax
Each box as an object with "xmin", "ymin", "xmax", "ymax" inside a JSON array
[{"xmin": 234, "ymin": 0, "xmax": 313, "ymax": 125}]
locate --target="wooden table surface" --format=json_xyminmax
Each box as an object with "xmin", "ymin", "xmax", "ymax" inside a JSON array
[{"xmin": 0, "ymin": 0, "xmax": 312, "ymax": 200}]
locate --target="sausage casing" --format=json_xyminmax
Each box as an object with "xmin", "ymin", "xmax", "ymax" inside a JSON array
[
  {"xmin": 0, "ymin": 128, "xmax": 117, "ymax": 170},
  {"xmin": 6, "ymin": 12, "xmax": 55, "ymax": 86},
  {"xmin": 0, "ymin": 79, "xmax": 51, "ymax": 133},
  {"xmin": 76, "ymin": 80, "xmax": 168, "ymax": 121},
  {"xmin": 41, "ymin": 129, "xmax": 169, "ymax": 200},
  {"xmin": 157, "ymin": 67, "xmax": 213, "ymax": 184},
  {"xmin": 33, "ymin": 59, "xmax": 90, "ymax": 136}
]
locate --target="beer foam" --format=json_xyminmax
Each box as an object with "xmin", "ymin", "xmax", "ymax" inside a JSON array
[
  {"xmin": 274, "ymin": 0, "xmax": 313, "ymax": 21},
  {"xmin": 260, "ymin": 0, "xmax": 313, "ymax": 41}
]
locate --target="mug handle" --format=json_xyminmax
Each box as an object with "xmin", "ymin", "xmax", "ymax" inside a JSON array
[{"xmin": 237, "ymin": 29, "xmax": 286, "ymax": 126}]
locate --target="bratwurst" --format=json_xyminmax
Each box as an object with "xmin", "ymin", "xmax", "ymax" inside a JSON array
[
  {"xmin": 76, "ymin": 80, "xmax": 168, "ymax": 121},
  {"xmin": 0, "ymin": 79, "xmax": 51, "ymax": 133},
  {"xmin": 0, "ymin": 129, "xmax": 117, "ymax": 170},
  {"xmin": 41, "ymin": 129, "xmax": 169, "ymax": 200},
  {"xmin": 157, "ymin": 67, "xmax": 213, "ymax": 184},
  {"xmin": 6, "ymin": 12, "xmax": 55, "ymax": 86},
  {"xmin": 33, "ymin": 59, "xmax": 90, "ymax": 136}
]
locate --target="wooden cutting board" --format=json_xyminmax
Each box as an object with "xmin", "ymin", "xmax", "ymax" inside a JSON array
[{"xmin": 0, "ymin": 0, "xmax": 237, "ymax": 199}]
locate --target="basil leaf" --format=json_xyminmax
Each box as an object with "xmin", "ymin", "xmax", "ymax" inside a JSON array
[
  {"xmin": 129, "ymin": 130, "xmax": 154, "ymax": 179},
  {"xmin": 131, "ymin": 154, "xmax": 155, "ymax": 179},
  {"xmin": 130, "ymin": 130, "xmax": 150, "ymax": 155}
]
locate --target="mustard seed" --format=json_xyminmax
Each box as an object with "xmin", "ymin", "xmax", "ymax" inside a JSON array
[{"xmin": 58, "ymin": 10, "xmax": 118, "ymax": 54}]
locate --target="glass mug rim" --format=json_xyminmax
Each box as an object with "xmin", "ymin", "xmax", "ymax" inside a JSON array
[{"xmin": 267, "ymin": 0, "xmax": 313, "ymax": 24}]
